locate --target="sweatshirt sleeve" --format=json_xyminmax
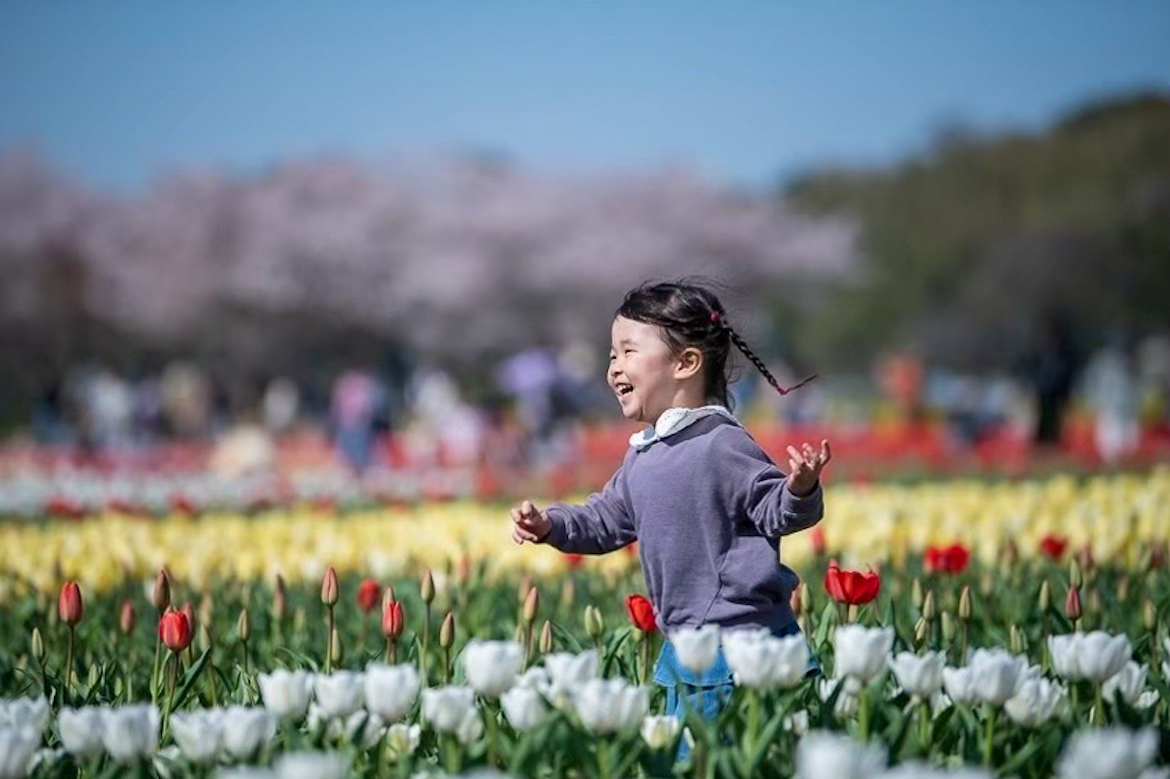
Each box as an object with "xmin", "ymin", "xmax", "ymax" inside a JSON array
[
  {"xmin": 716, "ymin": 426, "xmax": 825, "ymax": 538},
  {"xmin": 543, "ymin": 451, "xmax": 637, "ymax": 554}
]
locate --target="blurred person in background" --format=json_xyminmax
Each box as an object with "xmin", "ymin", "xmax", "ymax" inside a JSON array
[{"xmin": 329, "ymin": 368, "xmax": 388, "ymax": 474}]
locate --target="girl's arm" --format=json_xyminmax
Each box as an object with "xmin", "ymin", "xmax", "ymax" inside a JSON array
[
  {"xmin": 543, "ymin": 453, "xmax": 637, "ymax": 554},
  {"xmin": 716, "ymin": 427, "xmax": 825, "ymax": 538}
]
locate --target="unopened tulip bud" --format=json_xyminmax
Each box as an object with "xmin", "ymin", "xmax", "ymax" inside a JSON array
[
  {"xmin": 293, "ymin": 606, "xmax": 306, "ymax": 633},
  {"xmin": 181, "ymin": 602, "xmax": 196, "ymax": 634},
  {"xmin": 980, "ymin": 570, "xmax": 994, "ymax": 597},
  {"xmin": 30, "ymin": 628, "xmax": 44, "ymax": 664},
  {"xmin": 321, "ymin": 566, "xmax": 339, "ymax": 607},
  {"xmin": 119, "ymin": 600, "xmax": 135, "ymax": 635},
  {"xmin": 1039, "ymin": 580, "xmax": 1052, "ymax": 612},
  {"xmin": 1009, "ymin": 624, "xmax": 1026, "ymax": 655},
  {"xmin": 457, "ymin": 556, "xmax": 472, "ymax": 586},
  {"xmin": 585, "ymin": 605, "xmax": 605, "ymax": 641},
  {"xmin": 330, "ymin": 627, "xmax": 343, "ymax": 664},
  {"xmin": 1069, "ymin": 559, "xmax": 1082, "ymax": 590},
  {"xmin": 420, "ymin": 569, "xmax": 435, "ymax": 605},
  {"xmin": 153, "ymin": 569, "xmax": 171, "ymax": 612},
  {"xmin": 523, "ymin": 586, "xmax": 539, "ymax": 626},
  {"xmin": 439, "ymin": 612, "xmax": 455, "ymax": 649},
  {"xmin": 87, "ymin": 662, "xmax": 98, "ymax": 687},
  {"xmin": 941, "ymin": 612, "xmax": 955, "ymax": 642},
  {"xmin": 198, "ymin": 623, "xmax": 213, "ymax": 654},
  {"xmin": 384, "ymin": 583, "xmax": 396, "ymax": 607},
  {"xmin": 561, "ymin": 577, "xmax": 575, "ymax": 609},
  {"xmin": 914, "ymin": 616, "xmax": 928, "ymax": 646},
  {"xmin": 922, "ymin": 590, "xmax": 936, "ymax": 621},
  {"xmin": 383, "ymin": 599, "xmax": 405, "ymax": 640},
  {"xmin": 1087, "ymin": 588, "xmax": 1101, "ymax": 616},
  {"xmin": 958, "ymin": 586, "xmax": 972, "ymax": 622},
  {"xmin": 540, "ymin": 620, "xmax": 553, "ymax": 654},
  {"xmin": 798, "ymin": 582, "xmax": 811, "ymax": 618},
  {"xmin": 273, "ymin": 574, "xmax": 288, "ymax": 621},
  {"xmin": 237, "ymin": 608, "xmax": 250, "ymax": 643},
  {"xmin": 58, "ymin": 581, "xmax": 83, "ymax": 626},
  {"xmin": 517, "ymin": 573, "xmax": 532, "ymax": 604},
  {"xmin": 1144, "ymin": 600, "xmax": 1157, "ymax": 631},
  {"xmin": 911, "ymin": 578, "xmax": 924, "ymax": 610},
  {"xmin": 514, "ymin": 623, "xmax": 525, "ymax": 643},
  {"xmin": 1116, "ymin": 575, "xmax": 1129, "ymax": 602},
  {"xmin": 1065, "ymin": 586, "xmax": 1082, "ymax": 622}
]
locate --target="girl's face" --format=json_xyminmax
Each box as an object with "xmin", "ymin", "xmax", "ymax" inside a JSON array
[{"xmin": 608, "ymin": 316, "xmax": 685, "ymax": 425}]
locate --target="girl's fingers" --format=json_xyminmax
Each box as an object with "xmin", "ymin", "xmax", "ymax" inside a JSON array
[
  {"xmin": 512, "ymin": 529, "xmax": 525, "ymax": 545},
  {"xmin": 521, "ymin": 499, "xmax": 536, "ymax": 518},
  {"xmin": 786, "ymin": 446, "xmax": 806, "ymax": 468},
  {"xmin": 821, "ymin": 439, "xmax": 833, "ymax": 464},
  {"xmin": 510, "ymin": 507, "xmax": 523, "ymax": 525}
]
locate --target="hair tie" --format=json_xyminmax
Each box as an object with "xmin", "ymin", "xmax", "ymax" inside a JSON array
[{"xmin": 709, "ymin": 311, "xmax": 722, "ymax": 325}]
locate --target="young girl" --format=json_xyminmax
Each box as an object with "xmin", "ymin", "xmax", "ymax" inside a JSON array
[{"xmin": 509, "ymin": 280, "xmax": 830, "ymax": 728}]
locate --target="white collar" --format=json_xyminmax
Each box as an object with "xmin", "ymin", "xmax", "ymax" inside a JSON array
[{"xmin": 629, "ymin": 405, "xmax": 739, "ymax": 450}]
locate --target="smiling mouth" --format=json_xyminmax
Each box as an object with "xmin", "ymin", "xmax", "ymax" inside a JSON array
[{"xmin": 615, "ymin": 383, "xmax": 634, "ymax": 398}]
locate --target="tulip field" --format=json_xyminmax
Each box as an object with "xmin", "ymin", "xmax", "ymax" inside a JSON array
[{"xmin": 0, "ymin": 467, "xmax": 1168, "ymax": 778}]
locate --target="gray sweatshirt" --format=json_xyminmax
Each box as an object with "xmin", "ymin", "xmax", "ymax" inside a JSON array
[{"xmin": 545, "ymin": 413, "xmax": 824, "ymax": 633}]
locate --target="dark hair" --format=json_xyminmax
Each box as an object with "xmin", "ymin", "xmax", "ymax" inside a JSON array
[{"xmin": 615, "ymin": 279, "xmax": 815, "ymax": 411}]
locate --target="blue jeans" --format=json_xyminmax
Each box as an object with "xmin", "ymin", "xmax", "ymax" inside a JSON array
[{"xmin": 653, "ymin": 620, "xmax": 819, "ymax": 761}]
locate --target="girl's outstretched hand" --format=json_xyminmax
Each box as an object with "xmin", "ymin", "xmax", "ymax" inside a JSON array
[
  {"xmin": 786, "ymin": 439, "xmax": 833, "ymax": 497},
  {"xmin": 510, "ymin": 499, "xmax": 552, "ymax": 545}
]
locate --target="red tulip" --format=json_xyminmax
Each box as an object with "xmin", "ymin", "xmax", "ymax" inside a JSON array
[
  {"xmin": 1065, "ymin": 585, "xmax": 1082, "ymax": 621},
  {"xmin": 382, "ymin": 599, "xmax": 405, "ymax": 639},
  {"xmin": 119, "ymin": 599, "xmax": 136, "ymax": 635},
  {"xmin": 357, "ymin": 578, "xmax": 381, "ymax": 613},
  {"xmin": 1039, "ymin": 534, "xmax": 1068, "ymax": 560},
  {"xmin": 625, "ymin": 594, "xmax": 657, "ymax": 633},
  {"xmin": 924, "ymin": 543, "xmax": 970, "ymax": 575},
  {"xmin": 58, "ymin": 581, "xmax": 83, "ymax": 625},
  {"xmin": 181, "ymin": 602, "xmax": 196, "ymax": 633},
  {"xmin": 564, "ymin": 553, "xmax": 585, "ymax": 570},
  {"xmin": 159, "ymin": 610, "xmax": 192, "ymax": 652},
  {"xmin": 823, "ymin": 559, "xmax": 881, "ymax": 605}
]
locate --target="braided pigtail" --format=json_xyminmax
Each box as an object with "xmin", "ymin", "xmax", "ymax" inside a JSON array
[{"xmin": 710, "ymin": 310, "xmax": 816, "ymax": 396}]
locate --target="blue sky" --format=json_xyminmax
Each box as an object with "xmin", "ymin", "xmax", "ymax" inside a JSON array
[{"xmin": 1, "ymin": 2, "xmax": 1168, "ymax": 192}]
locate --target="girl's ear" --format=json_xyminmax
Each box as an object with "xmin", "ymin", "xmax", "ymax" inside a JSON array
[{"xmin": 674, "ymin": 347, "xmax": 704, "ymax": 380}]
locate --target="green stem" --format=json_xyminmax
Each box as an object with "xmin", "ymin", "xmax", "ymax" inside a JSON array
[
  {"xmin": 597, "ymin": 738, "xmax": 612, "ymax": 779},
  {"xmin": 151, "ymin": 630, "xmax": 162, "ymax": 704},
  {"xmin": 1093, "ymin": 683, "xmax": 1106, "ymax": 725},
  {"xmin": 917, "ymin": 698, "xmax": 930, "ymax": 752},
  {"xmin": 747, "ymin": 689, "xmax": 761, "ymax": 758},
  {"xmin": 858, "ymin": 686, "xmax": 871, "ymax": 741},
  {"xmin": 486, "ymin": 702, "xmax": 500, "ymax": 766},
  {"xmin": 982, "ymin": 705, "xmax": 996, "ymax": 766},
  {"xmin": 423, "ymin": 606, "xmax": 431, "ymax": 685},
  {"xmin": 325, "ymin": 606, "xmax": 334, "ymax": 675},
  {"xmin": 65, "ymin": 625, "xmax": 75, "ymax": 704},
  {"xmin": 443, "ymin": 734, "xmax": 462, "ymax": 774}
]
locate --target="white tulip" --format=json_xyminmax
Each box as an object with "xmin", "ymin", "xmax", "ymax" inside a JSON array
[
  {"xmin": 640, "ymin": 715, "xmax": 681, "ymax": 749},
  {"xmin": 966, "ymin": 649, "xmax": 1028, "ymax": 706},
  {"xmin": 58, "ymin": 707, "xmax": 106, "ymax": 756},
  {"xmin": 941, "ymin": 666, "xmax": 981, "ymax": 706},
  {"xmin": 725, "ymin": 631, "xmax": 810, "ymax": 689},
  {"xmin": 543, "ymin": 651, "xmax": 598, "ymax": 708},
  {"xmin": 314, "ymin": 672, "xmax": 365, "ymax": 719},
  {"xmin": 462, "ymin": 640, "xmax": 524, "ymax": 697},
  {"xmin": 0, "ymin": 698, "xmax": 49, "ymax": 734},
  {"xmin": 1056, "ymin": 726, "xmax": 1159, "ymax": 779},
  {"xmin": 100, "ymin": 704, "xmax": 159, "ymax": 763},
  {"xmin": 258, "ymin": 670, "xmax": 313, "ymax": 721},
  {"xmin": 573, "ymin": 679, "xmax": 649, "ymax": 734},
  {"xmin": 170, "ymin": 710, "xmax": 224, "ymax": 764},
  {"xmin": 1102, "ymin": 662, "xmax": 1149, "ymax": 707},
  {"xmin": 670, "ymin": 625, "xmax": 721, "ymax": 674},
  {"xmin": 455, "ymin": 709, "xmax": 484, "ymax": 746},
  {"xmin": 515, "ymin": 667, "xmax": 551, "ymax": 695},
  {"xmin": 833, "ymin": 626, "xmax": 894, "ymax": 683},
  {"xmin": 384, "ymin": 723, "xmax": 421, "ymax": 760},
  {"xmin": 1136, "ymin": 690, "xmax": 1160, "ymax": 710},
  {"xmin": 220, "ymin": 707, "xmax": 276, "ymax": 761},
  {"xmin": 1004, "ymin": 677, "xmax": 1066, "ymax": 727},
  {"xmin": 500, "ymin": 687, "xmax": 548, "ymax": 732},
  {"xmin": 1049, "ymin": 632, "xmax": 1131, "ymax": 683},
  {"xmin": 0, "ymin": 726, "xmax": 39, "ymax": 779},
  {"xmin": 363, "ymin": 664, "xmax": 420, "ymax": 722},
  {"xmin": 421, "ymin": 686, "xmax": 476, "ymax": 733},
  {"xmin": 273, "ymin": 750, "xmax": 350, "ymax": 779},
  {"xmin": 341, "ymin": 711, "xmax": 387, "ymax": 750},
  {"xmin": 215, "ymin": 769, "xmax": 276, "ymax": 779},
  {"xmin": 795, "ymin": 730, "xmax": 887, "ymax": 779},
  {"xmin": 888, "ymin": 652, "xmax": 945, "ymax": 698},
  {"xmin": 818, "ymin": 677, "xmax": 861, "ymax": 718}
]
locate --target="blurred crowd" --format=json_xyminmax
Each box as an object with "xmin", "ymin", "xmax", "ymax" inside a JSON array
[{"xmin": 13, "ymin": 329, "xmax": 1170, "ymax": 478}]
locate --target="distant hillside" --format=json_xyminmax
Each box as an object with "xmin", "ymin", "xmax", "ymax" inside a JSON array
[{"xmin": 784, "ymin": 91, "xmax": 1170, "ymax": 371}]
